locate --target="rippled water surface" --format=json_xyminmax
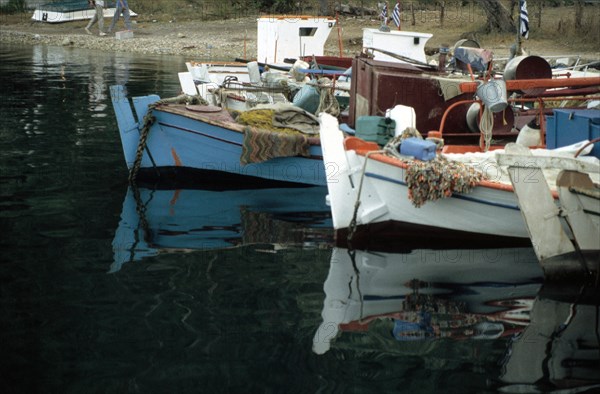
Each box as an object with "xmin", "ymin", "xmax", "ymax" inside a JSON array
[{"xmin": 1, "ymin": 43, "xmax": 598, "ymax": 394}]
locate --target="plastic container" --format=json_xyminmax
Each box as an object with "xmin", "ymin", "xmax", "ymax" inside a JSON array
[
  {"xmin": 355, "ymin": 116, "xmax": 396, "ymax": 146},
  {"xmin": 292, "ymin": 84, "xmax": 320, "ymax": 114},
  {"xmin": 290, "ymin": 60, "xmax": 310, "ymax": 82},
  {"xmin": 400, "ymin": 137, "xmax": 437, "ymax": 161},
  {"xmin": 247, "ymin": 61, "xmax": 261, "ymax": 84},
  {"xmin": 546, "ymin": 109, "xmax": 600, "ymax": 158},
  {"xmin": 386, "ymin": 105, "xmax": 416, "ymax": 137}
]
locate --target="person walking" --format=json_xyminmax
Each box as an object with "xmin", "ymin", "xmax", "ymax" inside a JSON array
[
  {"xmin": 85, "ymin": 0, "xmax": 107, "ymax": 36},
  {"xmin": 108, "ymin": 0, "xmax": 132, "ymax": 33}
]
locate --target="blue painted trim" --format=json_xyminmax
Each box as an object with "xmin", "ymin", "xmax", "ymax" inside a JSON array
[{"xmin": 364, "ymin": 171, "xmax": 520, "ymax": 211}]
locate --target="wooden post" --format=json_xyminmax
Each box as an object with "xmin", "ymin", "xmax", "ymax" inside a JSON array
[
  {"xmin": 440, "ymin": 1, "xmax": 445, "ymax": 28},
  {"xmin": 410, "ymin": 2, "xmax": 415, "ymax": 26},
  {"xmin": 336, "ymin": 13, "xmax": 344, "ymax": 57}
]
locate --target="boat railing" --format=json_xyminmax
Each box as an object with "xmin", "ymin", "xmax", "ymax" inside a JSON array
[{"xmin": 432, "ymin": 94, "xmax": 600, "ymax": 153}]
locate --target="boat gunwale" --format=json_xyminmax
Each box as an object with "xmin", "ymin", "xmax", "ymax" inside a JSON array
[
  {"xmin": 154, "ymin": 103, "xmax": 322, "ymax": 146},
  {"xmin": 342, "ymin": 136, "xmax": 558, "ymax": 195}
]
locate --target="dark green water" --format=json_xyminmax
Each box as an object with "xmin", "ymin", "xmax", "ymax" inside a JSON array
[{"xmin": 1, "ymin": 43, "xmax": 598, "ymax": 394}]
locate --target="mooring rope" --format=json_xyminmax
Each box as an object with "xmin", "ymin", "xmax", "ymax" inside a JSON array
[
  {"xmin": 128, "ymin": 94, "xmax": 208, "ymax": 184},
  {"xmin": 347, "ymin": 150, "xmax": 385, "ymax": 244}
]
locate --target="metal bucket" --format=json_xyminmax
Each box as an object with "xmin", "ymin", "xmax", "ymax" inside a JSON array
[
  {"xmin": 466, "ymin": 102, "xmax": 515, "ymax": 133},
  {"xmin": 476, "ymin": 79, "xmax": 508, "ymax": 113},
  {"xmin": 504, "ymin": 55, "xmax": 552, "ymax": 95}
]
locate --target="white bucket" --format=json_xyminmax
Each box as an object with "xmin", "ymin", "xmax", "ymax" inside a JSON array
[
  {"xmin": 476, "ymin": 79, "xmax": 508, "ymax": 113},
  {"xmin": 386, "ymin": 104, "xmax": 416, "ymax": 137}
]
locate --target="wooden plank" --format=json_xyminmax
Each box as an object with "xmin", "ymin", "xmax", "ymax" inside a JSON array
[
  {"xmin": 557, "ymin": 171, "xmax": 600, "ymax": 252},
  {"xmin": 496, "ymin": 153, "xmax": 600, "ymax": 173},
  {"xmin": 502, "ymin": 145, "xmax": 577, "ymax": 262}
]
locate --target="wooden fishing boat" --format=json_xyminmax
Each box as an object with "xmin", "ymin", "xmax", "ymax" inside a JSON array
[
  {"xmin": 110, "ymin": 85, "xmax": 328, "ymax": 186},
  {"xmin": 497, "ymin": 145, "xmax": 600, "ymax": 277},
  {"xmin": 319, "ymin": 56, "xmax": 600, "ymax": 248}
]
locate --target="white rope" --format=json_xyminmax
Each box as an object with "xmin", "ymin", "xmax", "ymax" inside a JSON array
[{"xmin": 479, "ymin": 106, "xmax": 494, "ymax": 152}]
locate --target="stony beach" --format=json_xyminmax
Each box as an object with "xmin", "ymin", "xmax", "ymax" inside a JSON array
[
  {"xmin": 1, "ymin": 10, "xmax": 598, "ymax": 63},
  {"xmin": 0, "ymin": 17, "xmax": 264, "ymax": 60}
]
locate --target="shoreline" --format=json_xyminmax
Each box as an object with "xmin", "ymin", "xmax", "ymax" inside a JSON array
[
  {"xmin": 0, "ymin": 18, "xmax": 261, "ymax": 60},
  {"xmin": 1, "ymin": 13, "xmax": 599, "ymax": 64}
]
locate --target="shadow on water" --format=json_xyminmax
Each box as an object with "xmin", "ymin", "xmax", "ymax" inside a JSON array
[{"xmin": 1, "ymin": 43, "xmax": 598, "ymax": 393}]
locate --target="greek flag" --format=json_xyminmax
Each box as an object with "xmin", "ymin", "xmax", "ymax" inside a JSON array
[
  {"xmin": 380, "ymin": 3, "xmax": 388, "ymax": 24},
  {"xmin": 520, "ymin": 0, "xmax": 529, "ymax": 39},
  {"xmin": 392, "ymin": 2, "xmax": 401, "ymax": 27}
]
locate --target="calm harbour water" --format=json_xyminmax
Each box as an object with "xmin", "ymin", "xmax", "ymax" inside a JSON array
[{"xmin": 1, "ymin": 43, "xmax": 598, "ymax": 393}]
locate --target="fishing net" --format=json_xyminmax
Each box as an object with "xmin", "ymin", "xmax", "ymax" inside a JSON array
[
  {"xmin": 405, "ymin": 157, "xmax": 484, "ymax": 207},
  {"xmin": 237, "ymin": 109, "xmax": 303, "ymax": 135}
]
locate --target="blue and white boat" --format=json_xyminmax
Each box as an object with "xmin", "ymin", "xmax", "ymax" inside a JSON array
[{"xmin": 110, "ymin": 85, "xmax": 328, "ymax": 186}]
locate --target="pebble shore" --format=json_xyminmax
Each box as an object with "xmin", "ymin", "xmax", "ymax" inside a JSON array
[{"xmin": 0, "ymin": 19, "xmax": 260, "ymax": 60}]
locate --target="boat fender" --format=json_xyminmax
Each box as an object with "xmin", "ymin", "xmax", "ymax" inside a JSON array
[{"xmin": 515, "ymin": 118, "xmax": 541, "ymax": 147}]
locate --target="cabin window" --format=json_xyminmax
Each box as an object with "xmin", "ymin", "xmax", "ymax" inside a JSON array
[{"xmin": 299, "ymin": 27, "xmax": 317, "ymax": 37}]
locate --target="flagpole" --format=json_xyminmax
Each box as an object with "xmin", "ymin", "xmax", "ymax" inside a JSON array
[
  {"xmin": 516, "ymin": 4, "xmax": 522, "ymax": 56},
  {"xmin": 398, "ymin": 1, "xmax": 401, "ymax": 31}
]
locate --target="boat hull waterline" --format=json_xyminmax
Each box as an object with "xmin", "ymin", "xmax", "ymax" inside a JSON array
[{"xmin": 111, "ymin": 85, "xmax": 328, "ymax": 186}]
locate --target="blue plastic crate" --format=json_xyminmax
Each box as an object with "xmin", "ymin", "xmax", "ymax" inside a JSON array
[{"xmin": 545, "ymin": 109, "xmax": 600, "ymax": 158}]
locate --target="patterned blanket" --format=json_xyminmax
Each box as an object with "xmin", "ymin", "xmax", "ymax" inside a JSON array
[{"xmin": 240, "ymin": 127, "xmax": 310, "ymax": 165}]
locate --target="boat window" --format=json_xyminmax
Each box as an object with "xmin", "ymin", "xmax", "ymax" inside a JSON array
[{"xmin": 299, "ymin": 27, "xmax": 317, "ymax": 37}]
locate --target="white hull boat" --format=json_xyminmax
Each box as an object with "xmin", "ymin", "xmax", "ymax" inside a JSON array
[{"xmin": 319, "ymin": 113, "xmax": 600, "ymax": 246}]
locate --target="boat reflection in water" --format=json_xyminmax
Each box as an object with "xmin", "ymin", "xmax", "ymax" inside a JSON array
[
  {"xmin": 313, "ymin": 247, "xmax": 600, "ymax": 392},
  {"xmin": 499, "ymin": 283, "xmax": 600, "ymax": 392},
  {"xmin": 313, "ymin": 247, "xmax": 543, "ymax": 354},
  {"xmin": 111, "ymin": 185, "xmax": 333, "ymax": 272}
]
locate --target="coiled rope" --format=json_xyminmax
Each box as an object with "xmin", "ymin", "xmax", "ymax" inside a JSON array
[{"xmin": 479, "ymin": 106, "xmax": 494, "ymax": 152}]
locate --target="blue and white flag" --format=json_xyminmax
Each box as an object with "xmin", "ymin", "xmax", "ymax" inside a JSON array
[
  {"xmin": 519, "ymin": 0, "xmax": 529, "ymax": 39},
  {"xmin": 380, "ymin": 3, "xmax": 388, "ymax": 24},
  {"xmin": 392, "ymin": 2, "xmax": 401, "ymax": 28}
]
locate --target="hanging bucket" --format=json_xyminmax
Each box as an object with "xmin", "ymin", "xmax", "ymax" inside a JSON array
[{"xmin": 476, "ymin": 79, "xmax": 508, "ymax": 113}]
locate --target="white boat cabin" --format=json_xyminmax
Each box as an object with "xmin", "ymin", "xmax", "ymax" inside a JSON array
[
  {"xmin": 257, "ymin": 15, "xmax": 336, "ymax": 64},
  {"xmin": 362, "ymin": 28, "xmax": 432, "ymax": 64}
]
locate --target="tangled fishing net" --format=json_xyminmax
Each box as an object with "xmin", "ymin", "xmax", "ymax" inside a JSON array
[{"xmin": 405, "ymin": 157, "xmax": 484, "ymax": 207}]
